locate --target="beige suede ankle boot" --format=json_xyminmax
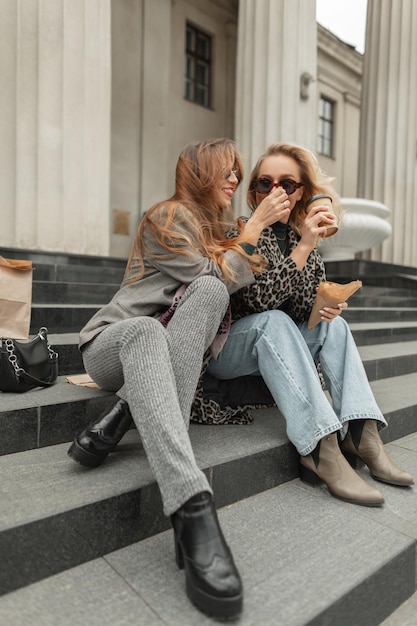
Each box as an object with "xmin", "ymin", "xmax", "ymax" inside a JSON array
[
  {"xmin": 299, "ymin": 432, "xmax": 384, "ymax": 506},
  {"xmin": 341, "ymin": 419, "xmax": 414, "ymax": 487}
]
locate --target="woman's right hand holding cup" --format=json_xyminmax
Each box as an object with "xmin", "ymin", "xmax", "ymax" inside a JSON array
[{"xmin": 301, "ymin": 195, "xmax": 338, "ymax": 248}]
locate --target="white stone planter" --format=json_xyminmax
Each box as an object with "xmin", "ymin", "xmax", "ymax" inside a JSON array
[{"xmin": 319, "ymin": 198, "xmax": 392, "ymax": 261}]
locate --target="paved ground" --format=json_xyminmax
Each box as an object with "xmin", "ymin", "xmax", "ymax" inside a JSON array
[{"xmin": 1, "ymin": 434, "xmax": 416, "ymax": 626}]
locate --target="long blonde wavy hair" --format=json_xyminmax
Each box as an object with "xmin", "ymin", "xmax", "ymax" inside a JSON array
[
  {"xmin": 247, "ymin": 142, "xmax": 342, "ymax": 236},
  {"xmin": 126, "ymin": 138, "xmax": 263, "ymax": 282}
]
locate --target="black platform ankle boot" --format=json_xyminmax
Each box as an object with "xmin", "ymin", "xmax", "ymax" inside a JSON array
[
  {"xmin": 67, "ymin": 399, "xmax": 133, "ymax": 467},
  {"xmin": 171, "ymin": 492, "xmax": 243, "ymax": 619}
]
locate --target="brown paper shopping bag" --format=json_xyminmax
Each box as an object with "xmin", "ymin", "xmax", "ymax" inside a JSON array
[{"xmin": 0, "ymin": 256, "xmax": 33, "ymax": 339}]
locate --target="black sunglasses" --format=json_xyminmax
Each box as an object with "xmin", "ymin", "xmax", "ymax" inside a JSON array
[{"xmin": 253, "ymin": 177, "xmax": 304, "ymax": 195}]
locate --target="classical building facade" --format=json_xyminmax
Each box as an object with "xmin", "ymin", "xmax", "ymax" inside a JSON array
[{"xmin": 1, "ymin": 0, "xmax": 415, "ymax": 266}]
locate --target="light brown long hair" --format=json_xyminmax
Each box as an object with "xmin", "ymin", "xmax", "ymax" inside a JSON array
[
  {"xmin": 247, "ymin": 143, "xmax": 342, "ymax": 236},
  {"xmin": 126, "ymin": 138, "xmax": 261, "ymax": 282}
]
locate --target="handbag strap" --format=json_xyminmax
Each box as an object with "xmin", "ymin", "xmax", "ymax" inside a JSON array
[{"xmin": 15, "ymin": 367, "xmax": 57, "ymax": 388}]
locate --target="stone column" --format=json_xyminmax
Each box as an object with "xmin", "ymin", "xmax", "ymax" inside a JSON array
[
  {"xmin": 358, "ymin": 0, "xmax": 417, "ymax": 266},
  {"xmin": 0, "ymin": 0, "xmax": 111, "ymax": 256},
  {"xmin": 234, "ymin": 0, "xmax": 318, "ymax": 215},
  {"xmin": 139, "ymin": 0, "xmax": 173, "ymax": 215}
]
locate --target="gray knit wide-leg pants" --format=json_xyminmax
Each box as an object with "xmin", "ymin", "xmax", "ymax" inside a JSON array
[{"xmin": 82, "ymin": 276, "xmax": 230, "ymax": 515}]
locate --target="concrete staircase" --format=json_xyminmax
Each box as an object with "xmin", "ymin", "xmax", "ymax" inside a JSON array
[{"xmin": 1, "ymin": 250, "xmax": 417, "ymax": 626}]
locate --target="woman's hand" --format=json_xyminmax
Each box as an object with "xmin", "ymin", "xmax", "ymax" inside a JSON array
[
  {"xmin": 300, "ymin": 204, "xmax": 337, "ymax": 249},
  {"xmin": 252, "ymin": 187, "xmax": 291, "ymax": 228},
  {"xmin": 243, "ymin": 187, "xmax": 291, "ymax": 243},
  {"xmin": 291, "ymin": 204, "xmax": 335, "ymax": 270},
  {"xmin": 319, "ymin": 301, "xmax": 348, "ymax": 323}
]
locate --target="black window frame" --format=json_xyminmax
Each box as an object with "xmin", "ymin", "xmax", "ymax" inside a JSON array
[
  {"xmin": 318, "ymin": 96, "xmax": 336, "ymax": 158},
  {"xmin": 184, "ymin": 22, "xmax": 212, "ymax": 108}
]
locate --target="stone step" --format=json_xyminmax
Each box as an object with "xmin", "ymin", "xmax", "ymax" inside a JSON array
[
  {"xmin": 28, "ymin": 304, "xmax": 417, "ymax": 336},
  {"xmin": 350, "ymin": 294, "xmax": 417, "ymax": 308},
  {"xmin": 0, "ymin": 433, "xmax": 416, "ymax": 623},
  {"xmin": 30, "ymin": 304, "xmax": 99, "ymax": 334},
  {"xmin": 352, "ymin": 285, "xmax": 417, "ymax": 297},
  {"xmin": 2, "ymin": 254, "xmax": 417, "ymax": 622},
  {"xmin": 2, "ymin": 338, "xmax": 417, "ymax": 457},
  {"xmin": 1, "ymin": 366, "xmax": 417, "ymax": 456},
  {"xmin": 29, "ymin": 283, "xmax": 417, "ymax": 309},
  {"xmin": 2, "ymin": 248, "xmax": 126, "ymax": 268},
  {"xmin": 7, "ymin": 247, "xmax": 417, "ymax": 293},
  {"xmin": 42, "ymin": 332, "xmax": 83, "ymax": 375},
  {"xmin": 46, "ymin": 332, "xmax": 417, "ymax": 380},
  {"xmin": 359, "ymin": 340, "xmax": 417, "ymax": 380},
  {"xmin": 381, "ymin": 588, "xmax": 417, "ymax": 625},
  {"xmin": 0, "ymin": 409, "xmax": 297, "ymax": 596},
  {"xmin": 344, "ymin": 307, "xmax": 417, "ymax": 324},
  {"xmin": 325, "ymin": 258, "xmax": 417, "ymax": 279},
  {"xmin": 326, "ymin": 273, "xmax": 417, "ymax": 290},
  {"xmin": 32, "ymin": 281, "xmax": 119, "ymax": 305},
  {"xmin": 32, "ymin": 263, "xmax": 124, "ymax": 284},
  {"xmin": 350, "ymin": 320, "xmax": 417, "ymax": 345},
  {"xmin": 31, "ymin": 283, "xmax": 417, "ymax": 309},
  {"xmin": 0, "ymin": 378, "xmax": 115, "ymax": 456}
]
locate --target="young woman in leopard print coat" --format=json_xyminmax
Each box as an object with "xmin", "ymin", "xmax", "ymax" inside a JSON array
[{"xmin": 206, "ymin": 142, "xmax": 413, "ymax": 506}]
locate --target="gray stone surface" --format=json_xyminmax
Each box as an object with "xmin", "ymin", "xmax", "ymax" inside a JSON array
[
  {"xmin": 356, "ymin": 436, "xmax": 417, "ymax": 540},
  {"xmin": 0, "ymin": 407, "xmax": 38, "ymax": 455},
  {"xmin": 346, "ymin": 307, "xmax": 417, "ymax": 323},
  {"xmin": 0, "ymin": 412, "xmax": 293, "ymax": 530},
  {"xmin": 192, "ymin": 407, "xmax": 288, "ymax": 463},
  {"xmin": 30, "ymin": 303, "xmax": 100, "ymax": 334},
  {"xmin": 32, "ymin": 281, "xmax": 118, "ymax": 305},
  {"xmin": 2, "ymin": 364, "xmax": 417, "ymax": 455},
  {"xmin": 381, "ymin": 589, "xmax": 417, "ymax": 625},
  {"xmin": 0, "ymin": 473, "xmax": 415, "ymax": 626},
  {"xmin": 296, "ymin": 437, "xmax": 417, "ymax": 539},
  {"xmin": 351, "ymin": 320, "xmax": 417, "ymax": 346},
  {"xmin": 9, "ymin": 416, "xmax": 413, "ymax": 540},
  {"xmin": 372, "ymin": 374, "xmax": 417, "ymax": 414},
  {"xmin": 1, "ymin": 399, "xmax": 416, "ymax": 597},
  {"xmin": 359, "ymin": 341, "xmax": 417, "ymax": 380},
  {"xmin": 359, "ymin": 341, "xmax": 417, "ymax": 361},
  {"xmin": 1, "ymin": 256, "xmax": 417, "ymax": 622},
  {"xmin": 0, "ymin": 377, "xmax": 113, "ymax": 411},
  {"xmin": 369, "ymin": 374, "xmax": 417, "ymax": 443},
  {"xmin": 0, "ymin": 559, "xmax": 161, "ymax": 626},
  {"xmin": 350, "ymin": 320, "xmax": 417, "ymax": 333},
  {"xmin": 0, "ymin": 413, "xmax": 298, "ymax": 594},
  {"xmin": 0, "ymin": 431, "xmax": 149, "ymax": 528},
  {"xmin": 0, "ymin": 379, "xmax": 116, "ymax": 455}
]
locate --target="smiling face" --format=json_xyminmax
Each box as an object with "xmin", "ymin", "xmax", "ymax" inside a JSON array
[
  {"xmin": 216, "ymin": 168, "xmax": 240, "ymax": 209},
  {"xmin": 255, "ymin": 155, "xmax": 304, "ymax": 222}
]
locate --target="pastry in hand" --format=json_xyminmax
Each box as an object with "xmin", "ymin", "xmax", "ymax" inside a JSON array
[{"xmin": 308, "ymin": 280, "xmax": 362, "ymax": 329}]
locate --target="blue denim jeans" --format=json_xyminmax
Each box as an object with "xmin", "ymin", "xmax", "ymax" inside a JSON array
[{"xmin": 208, "ymin": 310, "xmax": 386, "ymax": 456}]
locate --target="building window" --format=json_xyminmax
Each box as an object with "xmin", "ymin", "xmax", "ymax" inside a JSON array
[
  {"xmin": 184, "ymin": 23, "xmax": 212, "ymax": 108},
  {"xmin": 318, "ymin": 96, "xmax": 335, "ymax": 157}
]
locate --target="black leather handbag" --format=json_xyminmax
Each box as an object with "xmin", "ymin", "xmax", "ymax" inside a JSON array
[{"xmin": 0, "ymin": 327, "xmax": 58, "ymax": 393}]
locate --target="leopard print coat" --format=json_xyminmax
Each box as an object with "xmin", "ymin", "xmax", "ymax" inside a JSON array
[
  {"xmin": 190, "ymin": 221, "xmax": 326, "ymax": 425},
  {"xmin": 230, "ymin": 221, "xmax": 326, "ymax": 322}
]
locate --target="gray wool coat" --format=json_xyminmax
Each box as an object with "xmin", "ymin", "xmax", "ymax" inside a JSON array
[{"xmin": 79, "ymin": 204, "xmax": 255, "ymax": 351}]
